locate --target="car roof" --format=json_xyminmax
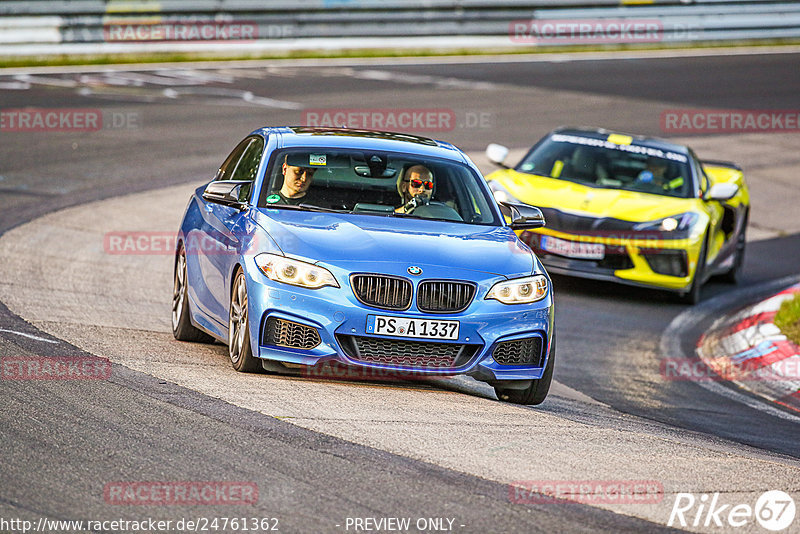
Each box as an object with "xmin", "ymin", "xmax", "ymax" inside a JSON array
[
  {"xmin": 254, "ymin": 126, "xmax": 468, "ymax": 163},
  {"xmin": 552, "ymin": 126, "xmax": 690, "ymax": 156}
]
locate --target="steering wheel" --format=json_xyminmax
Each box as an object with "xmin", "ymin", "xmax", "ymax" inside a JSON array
[{"xmin": 403, "ymin": 194, "xmax": 430, "ymax": 214}]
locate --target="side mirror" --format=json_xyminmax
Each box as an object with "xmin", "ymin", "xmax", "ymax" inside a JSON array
[
  {"xmin": 486, "ymin": 143, "xmax": 510, "ymax": 168},
  {"xmin": 500, "ymin": 201, "xmax": 546, "ymax": 230},
  {"xmin": 202, "ymin": 180, "xmax": 250, "ymax": 210},
  {"xmin": 705, "ymin": 182, "xmax": 738, "ymax": 201}
]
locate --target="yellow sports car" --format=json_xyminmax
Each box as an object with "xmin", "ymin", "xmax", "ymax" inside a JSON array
[{"xmin": 485, "ymin": 128, "xmax": 749, "ymax": 304}]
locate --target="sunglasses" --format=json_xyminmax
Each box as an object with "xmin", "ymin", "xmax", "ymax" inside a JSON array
[{"xmin": 407, "ymin": 178, "xmax": 434, "ymax": 190}]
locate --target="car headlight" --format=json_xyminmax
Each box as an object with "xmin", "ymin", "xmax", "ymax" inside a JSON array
[
  {"xmin": 486, "ymin": 275, "xmax": 548, "ymax": 304},
  {"xmin": 633, "ymin": 212, "xmax": 698, "ymax": 233},
  {"xmin": 255, "ymin": 253, "xmax": 339, "ymax": 289}
]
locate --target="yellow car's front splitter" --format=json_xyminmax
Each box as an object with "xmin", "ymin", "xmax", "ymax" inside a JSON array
[{"xmin": 518, "ymin": 228, "xmax": 704, "ymax": 292}]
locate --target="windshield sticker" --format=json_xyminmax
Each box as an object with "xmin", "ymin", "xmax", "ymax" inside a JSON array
[
  {"xmin": 607, "ymin": 134, "xmax": 633, "ymax": 145},
  {"xmin": 309, "ymin": 154, "xmax": 327, "ymax": 166},
  {"xmin": 266, "ymin": 194, "xmax": 281, "ymax": 204},
  {"xmin": 551, "ymin": 133, "xmax": 688, "ymax": 163}
]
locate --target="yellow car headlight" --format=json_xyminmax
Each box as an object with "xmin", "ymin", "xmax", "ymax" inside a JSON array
[{"xmin": 634, "ymin": 212, "xmax": 698, "ymax": 233}]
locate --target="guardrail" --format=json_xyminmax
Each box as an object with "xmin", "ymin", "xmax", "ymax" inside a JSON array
[{"xmin": 1, "ymin": 1, "xmax": 799, "ymax": 54}]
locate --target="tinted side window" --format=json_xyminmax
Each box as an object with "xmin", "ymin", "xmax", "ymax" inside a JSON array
[
  {"xmin": 231, "ymin": 137, "xmax": 265, "ymax": 183},
  {"xmin": 215, "ymin": 138, "xmax": 251, "ymax": 181}
]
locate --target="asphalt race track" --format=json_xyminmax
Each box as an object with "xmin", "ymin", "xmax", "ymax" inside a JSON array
[{"xmin": 1, "ymin": 49, "xmax": 799, "ymax": 533}]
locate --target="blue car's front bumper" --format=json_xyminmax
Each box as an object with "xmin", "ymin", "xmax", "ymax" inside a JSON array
[{"xmin": 241, "ymin": 258, "xmax": 554, "ymax": 383}]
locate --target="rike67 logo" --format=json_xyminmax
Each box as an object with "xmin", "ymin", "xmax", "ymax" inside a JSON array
[{"xmin": 668, "ymin": 490, "xmax": 795, "ymax": 531}]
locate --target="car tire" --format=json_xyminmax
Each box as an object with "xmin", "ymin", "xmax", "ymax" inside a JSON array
[
  {"xmin": 720, "ymin": 214, "xmax": 747, "ymax": 284},
  {"xmin": 228, "ymin": 269, "xmax": 262, "ymax": 373},
  {"xmin": 678, "ymin": 231, "xmax": 708, "ymax": 305},
  {"xmin": 172, "ymin": 246, "xmax": 215, "ymax": 343},
  {"xmin": 494, "ymin": 335, "xmax": 555, "ymax": 406}
]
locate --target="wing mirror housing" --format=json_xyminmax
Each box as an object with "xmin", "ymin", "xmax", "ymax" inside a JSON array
[
  {"xmin": 500, "ymin": 201, "xmax": 546, "ymax": 230},
  {"xmin": 705, "ymin": 182, "xmax": 739, "ymax": 201},
  {"xmin": 486, "ymin": 143, "xmax": 510, "ymax": 168},
  {"xmin": 202, "ymin": 180, "xmax": 250, "ymax": 210}
]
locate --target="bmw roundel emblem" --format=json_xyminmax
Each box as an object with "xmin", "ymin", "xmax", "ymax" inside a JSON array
[{"xmin": 407, "ymin": 266, "xmax": 422, "ymax": 276}]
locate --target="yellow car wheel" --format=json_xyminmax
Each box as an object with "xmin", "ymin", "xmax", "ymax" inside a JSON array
[
  {"xmin": 679, "ymin": 231, "xmax": 708, "ymax": 305},
  {"xmin": 720, "ymin": 215, "xmax": 747, "ymax": 284}
]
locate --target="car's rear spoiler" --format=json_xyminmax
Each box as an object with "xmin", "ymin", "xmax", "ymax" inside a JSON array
[{"xmin": 701, "ymin": 159, "xmax": 742, "ymax": 171}]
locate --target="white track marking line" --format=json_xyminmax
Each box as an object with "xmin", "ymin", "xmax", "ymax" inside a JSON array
[
  {"xmin": 0, "ymin": 328, "xmax": 59, "ymax": 344},
  {"xmin": 12, "ymin": 74, "xmax": 77, "ymax": 87},
  {"xmin": 155, "ymin": 69, "xmax": 235, "ymax": 83},
  {"xmin": 343, "ymin": 67, "xmax": 496, "ymax": 89},
  {"xmin": 0, "ymin": 81, "xmax": 30, "ymax": 89},
  {"xmin": 695, "ymin": 379, "xmax": 800, "ymax": 422},
  {"xmin": 95, "ymin": 71, "xmax": 201, "ymax": 86},
  {"xmin": 160, "ymin": 86, "xmax": 302, "ymax": 109},
  {"xmin": 241, "ymin": 92, "xmax": 303, "ymax": 109}
]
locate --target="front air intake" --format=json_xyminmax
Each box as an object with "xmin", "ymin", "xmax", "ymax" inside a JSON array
[{"xmin": 263, "ymin": 317, "xmax": 321, "ymax": 350}]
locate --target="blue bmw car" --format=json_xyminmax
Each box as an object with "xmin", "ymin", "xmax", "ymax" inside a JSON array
[{"xmin": 172, "ymin": 127, "xmax": 555, "ymax": 405}]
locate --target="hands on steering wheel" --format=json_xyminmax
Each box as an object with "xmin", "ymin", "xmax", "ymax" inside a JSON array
[{"xmin": 403, "ymin": 194, "xmax": 430, "ymax": 214}]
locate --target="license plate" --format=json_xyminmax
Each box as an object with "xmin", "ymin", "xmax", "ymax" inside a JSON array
[
  {"xmin": 541, "ymin": 235, "xmax": 604, "ymax": 260},
  {"xmin": 366, "ymin": 315, "xmax": 459, "ymax": 340}
]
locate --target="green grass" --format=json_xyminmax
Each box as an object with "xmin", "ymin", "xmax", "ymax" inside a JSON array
[
  {"xmin": 775, "ymin": 291, "xmax": 800, "ymax": 347},
  {"xmin": 1, "ymin": 38, "xmax": 799, "ymax": 69}
]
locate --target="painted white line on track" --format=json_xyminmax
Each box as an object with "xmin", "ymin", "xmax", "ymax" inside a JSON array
[
  {"xmin": 12, "ymin": 74, "xmax": 77, "ymax": 87},
  {"xmin": 0, "ymin": 328, "xmax": 60, "ymax": 344},
  {"xmin": 155, "ymin": 69, "xmax": 235, "ymax": 84},
  {"xmin": 689, "ymin": 379, "xmax": 800, "ymax": 423},
  {"xmin": 97, "ymin": 71, "xmax": 206, "ymax": 86},
  {"xmin": 348, "ymin": 68, "xmax": 495, "ymax": 90},
  {"xmin": 241, "ymin": 92, "xmax": 304, "ymax": 109},
  {"xmin": 0, "ymin": 81, "xmax": 30, "ymax": 89}
]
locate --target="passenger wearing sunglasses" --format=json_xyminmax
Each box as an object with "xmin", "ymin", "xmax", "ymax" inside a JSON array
[{"xmin": 395, "ymin": 164, "xmax": 434, "ymax": 213}]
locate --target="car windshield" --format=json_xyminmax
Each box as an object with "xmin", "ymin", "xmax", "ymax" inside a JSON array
[
  {"xmin": 257, "ymin": 148, "xmax": 501, "ymax": 225},
  {"xmin": 515, "ymin": 133, "xmax": 693, "ymax": 199}
]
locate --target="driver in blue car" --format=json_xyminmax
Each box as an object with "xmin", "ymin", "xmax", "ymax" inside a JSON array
[
  {"xmin": 396, "ymin": 164, "xmax": 434, "ymax": 213},
  {"xmin": 270, "ymin": 155, "xmax": 318, "ymax": 205}
]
